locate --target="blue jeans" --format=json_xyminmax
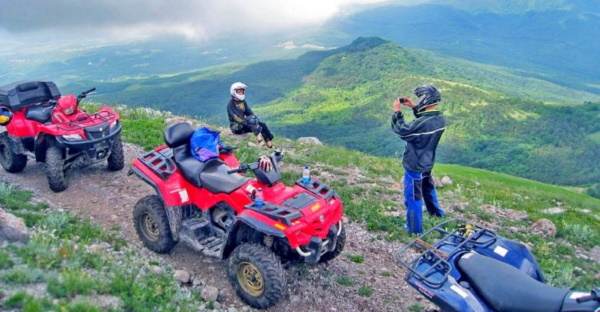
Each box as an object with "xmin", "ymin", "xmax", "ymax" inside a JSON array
[{"xmin": 404, "ymin": 166, "xmax": 444, "ymax": 234}]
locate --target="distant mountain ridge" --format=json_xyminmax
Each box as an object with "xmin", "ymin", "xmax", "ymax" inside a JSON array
[
  {"xmin": 324, "ymin": 0, "xmax": 600, "ymax": 88},
  {"xmin": 63, "ymin": 37, "xmax": 600, "ymax": 189}
]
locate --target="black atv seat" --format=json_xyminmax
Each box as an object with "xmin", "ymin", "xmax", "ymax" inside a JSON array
[
  {"xmin": 457, "ymin": 252, "xmax": 568, "ymax": 312},
  {"xmin": 199, "ymin": 157, "xmax": 248, "ymax": 194},
  {"xmin": 163, "ymin": 122, "xmax": 247, "ymax": 193},
  {"xmin": 25, "ymin": 105, "xmax": 53, "ymax": 123}
]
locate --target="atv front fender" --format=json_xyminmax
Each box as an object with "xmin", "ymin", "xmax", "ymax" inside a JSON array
[{"xmin": 233, "ymin": 210, "xmax": 286, "ymax": 238}]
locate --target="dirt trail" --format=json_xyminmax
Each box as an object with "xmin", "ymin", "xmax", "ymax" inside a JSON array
[{"xmin": 0, "ymin": 142, "xmax": 426, "ymax": 312}]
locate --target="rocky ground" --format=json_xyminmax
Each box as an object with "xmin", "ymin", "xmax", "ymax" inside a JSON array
[{"xmin": 0, "ymin": 140, "xmax": 432, "ymax": 312}]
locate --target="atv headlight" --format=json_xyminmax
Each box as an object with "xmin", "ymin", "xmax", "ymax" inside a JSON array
[
  {"xmin": 62, "ymin": 134, "xmax": 84, "ymax": 141},
  {"xmin": 109, "ymin": 120, "xmax": 118, "ymax": 129}
]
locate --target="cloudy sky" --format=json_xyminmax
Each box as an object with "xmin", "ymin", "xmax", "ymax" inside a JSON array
[{"xmin": 0, "ymin": 0, "xmax": 394, "ymax": 42}]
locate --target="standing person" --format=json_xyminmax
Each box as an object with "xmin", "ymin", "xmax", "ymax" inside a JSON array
[
  {"xmin": 227, "ymin": 82, "xmax": 275, "ymax": 148},
  {"xmin": 391, "ymin": 84, "xmax": 446, "ymax": 234}
]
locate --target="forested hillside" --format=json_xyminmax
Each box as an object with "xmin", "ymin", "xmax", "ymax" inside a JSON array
[
  {"xmin": 64, "ymin": 37, "xmax": 600, "ymax": 191},
  {"xmin": 254, "ymin": 38, "xmax": 600, "ymax": 188}
]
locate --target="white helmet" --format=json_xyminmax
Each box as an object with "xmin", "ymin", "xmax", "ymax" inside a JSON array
[{"xmin": 230, "ymin": 82, "xmax": 247, "ymax": 101}]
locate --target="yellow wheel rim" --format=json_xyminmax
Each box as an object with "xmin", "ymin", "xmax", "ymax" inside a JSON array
[
  {"xmin": 237, "ymin": 262, "xmax": 264, "ymax": 297},
  {"xmin": 142, "ymin": 212, "xmax": 159, "ymax": 242}
]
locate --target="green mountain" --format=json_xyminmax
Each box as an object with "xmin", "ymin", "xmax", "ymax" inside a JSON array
[
  {"xmin": 64, "ymin": 37, "xmax": 600, "ymax": 190},
  {"xmin": 254, "ymin": 38, "xmax": 600, "ymax": 187},
  {"xmin": 324, "ymin": 0, "xmax": 600, "ymax": 88}
]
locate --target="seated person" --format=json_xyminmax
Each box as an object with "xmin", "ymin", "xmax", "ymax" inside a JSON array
[{"xmin": 227, "ymin": 82, "xmax": 275, "ymax": 148}]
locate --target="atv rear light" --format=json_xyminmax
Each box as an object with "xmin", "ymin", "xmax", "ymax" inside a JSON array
[{"xmin": 62, "ymin": 134, "xmax": 84, "ymax": 141}]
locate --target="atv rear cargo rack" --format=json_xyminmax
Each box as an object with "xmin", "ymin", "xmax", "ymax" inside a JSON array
[
  {"xmin": 397, "ymin": 219, "xmax": 497, "ymax": 287},
  {"xmin": 137, "ymin": 148, "xmax": 177, "ymax": 180},
  {"xmin": 296, "ymin": 178, "xmax": 336, "ymax": 202}
]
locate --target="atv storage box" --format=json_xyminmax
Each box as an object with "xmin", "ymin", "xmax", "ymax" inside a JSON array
[{"xmin": 0, "ymin": 81, "xmax": 61, "ymax": 111}]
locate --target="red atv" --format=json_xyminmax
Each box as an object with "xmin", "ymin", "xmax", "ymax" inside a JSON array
[
  {"xmin": 0, "ymin": 81, "xmax": 124, "ymax": 192},
  {"xmin": 129, "ymin": 122, "xmax": 346, "ymax": 309}
]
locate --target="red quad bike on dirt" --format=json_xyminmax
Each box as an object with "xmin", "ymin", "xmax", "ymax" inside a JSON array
[
  {"xmin": 129, "ymin": 122, "xmax": 346, "ymax": 309},
  {"xmin": 0, "ymin": 81, "xmax": 124, "ymax": 192}
]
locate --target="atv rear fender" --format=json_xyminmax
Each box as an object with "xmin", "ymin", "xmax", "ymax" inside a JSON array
[
  {"xmin": 129, "ymin": 158, "xmax": 191, "ymax": 207},
  {"xmin": 5, "ymin": 110, "xmax": 41, "ymax": 137}
]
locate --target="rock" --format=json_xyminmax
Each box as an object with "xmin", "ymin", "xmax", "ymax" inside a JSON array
[
  {"xmin": 201, "ymin": 286, "xmax": 220, "ymax": 302},
  {"xmin": 530, "ymin": 219, "xmax": 557, "ymax": 238},
  {"xmin": 440, "ymin": 176, "xmax": 453, "ymax": 187},
  {"xmin": 297, "ymin": 137, "xmax": 323, "ymax": 145},
  {"xmin": 443, "ymin": 191, "xmax": 455, "ymax": 199},
  {"xmin": 149, "ymin": 265, "xmax": 165, "ymax": 275},
  {"xmin": 0, "ymin": 208, "xmax": 28, "ymax": 243},
  {"xmin": 289, "ymin": 295, "xmax": 302, "ymax": 304},
  {"xmin": 480, "ymin": 204, "xmax": 528, "ymax": 221},
  {"xmin": 383, "ymin": 211, "xmax": 401, "ymax": 218},
  {"xmin": 174, "ymin": 270, "xmax": 191, "ymax": 284},
  {"xmin": 543, "ymin": 207, "xmax": 565, "ymax": 214},
  {"xmin": 589, "ymin": 246, "xmax": 600, "ymax": 264},
  {"xmin": 87, "ymin": 244, "xmax": 104, "ymax": 254},
  {"xmin": 164, "ymin": 117, "xmax": 208, "ymax": 129}
]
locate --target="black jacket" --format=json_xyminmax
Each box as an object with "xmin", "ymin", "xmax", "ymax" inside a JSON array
[
  {"xmin": 391, "ymin": 109, "xmax": 446, "ymax": 172},
  {"xmin": 227, "ymin": 98, "xmax": 255, "ymax": 127}
]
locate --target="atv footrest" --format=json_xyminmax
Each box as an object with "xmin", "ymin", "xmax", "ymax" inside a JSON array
[{"xmin": 180, "ymin": 217, "xmax": 225, "ymax": 258}]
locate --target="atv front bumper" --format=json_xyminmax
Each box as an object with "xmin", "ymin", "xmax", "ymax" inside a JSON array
[
  {"xmin": 55, "ymin": 122, "xmax": 122, "ymax": 160},
  {"xmin": 296, "ymin": 221, "xmax": 343, "ymax": 264}
]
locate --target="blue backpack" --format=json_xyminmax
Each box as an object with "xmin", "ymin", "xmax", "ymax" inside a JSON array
[{"xmin": 190, "ymin": 127, "xmax": 224, "ymax": 162}]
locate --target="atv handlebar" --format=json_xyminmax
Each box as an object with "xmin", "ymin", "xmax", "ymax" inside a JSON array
[
  {"xmin": 576, "ymin": 288, "xmax": 599, "ymax": 303},
  {"xmin": 227, "ymin": 163, "xmax": 260, "ymax": 174},
  {"xmin": 227, "ymin": 164, "xmax": 252, "ymax": 174},
  {"xmin": 77, "ymin": 87, "xmax": 97, "ymax": 103}
]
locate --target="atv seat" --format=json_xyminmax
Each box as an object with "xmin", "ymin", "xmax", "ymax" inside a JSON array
[
  {"xmin": 457, "ymin": 252, "xmax": 568, "ymax": 312},
  {"xmin": 25, "ymin": 105, "xmax": 53, "ymax": 123},
  {"xmin": 163, "ymin": 122, "xmax": 247, "ymax": 193},
  {"xmin": 199, "ymin": 157, "xmax": 248, "ymax": 194}
]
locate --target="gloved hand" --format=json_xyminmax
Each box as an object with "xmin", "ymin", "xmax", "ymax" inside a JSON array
[
  {"xmin": 245, "ymin": 115, "xmax": 260, "ymax": 126},
  {"xmin": 258, "ymin": 155, "xmax": 273, "ymax": 172}
]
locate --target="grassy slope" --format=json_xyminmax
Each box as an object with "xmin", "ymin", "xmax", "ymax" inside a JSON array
[
  {"xmin": 105, "ymin": 106, "xmax": 600, "ymax": 285},
  {"xmin": 1, "ymin": 106, "xmax": 598, "ymax": 311}
]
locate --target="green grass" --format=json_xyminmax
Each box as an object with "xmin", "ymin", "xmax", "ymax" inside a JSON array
[
  {"xmin": 0, "ymin": 182, "xmax": 204, "ymax": 311},
  {"xmin": 346, "ymin": 254, "xmax": 365, "ymax": 263},
  {"xmin": 336, "ymin": 276, "xmax": 357, "ymax": 286},
  {"xmin": 358, "ymin": 284, "xmax": 373, "ymax": 297}
]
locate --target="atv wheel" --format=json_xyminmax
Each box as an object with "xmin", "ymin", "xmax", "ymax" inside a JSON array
[
  {"xmin": 228, "ymin": 243, "xmax": 286, "ymax": 309},
  {"xmin": 0, "ymin": 133, "xmax": 27, "ymax": 173},
  {"xmin": 107, "ymin": 133, "xmax": 125, "ymax": 171},
  {"xmin": 319, "ymin": 223, "xmax": 346, "ymax": 263},
  {"xmin": 133, "ymin": 195, "xmax": 176, "ymax": 253},
  {"xmin": 46, "ymin": 145, "xmax": 68, "ymax": 192}
]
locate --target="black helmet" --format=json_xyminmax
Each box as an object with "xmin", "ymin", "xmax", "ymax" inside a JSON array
[{"xmin": 413, "ymin": 84, "xmax": 441, "ymax": 111}]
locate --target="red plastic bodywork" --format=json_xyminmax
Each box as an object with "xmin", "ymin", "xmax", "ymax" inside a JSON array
[
  {"xmin": 5, "ymin": 101, "xmax": 119, "ymax": 139},
  {"xmin": 131, "ymin": 147, "xmax": 343, "ymax": 249}
]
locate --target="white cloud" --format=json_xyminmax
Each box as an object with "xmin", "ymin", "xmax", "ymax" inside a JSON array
[{"xmin": 0, "ymin": 0, "xmax": 390, "ymax": 42}]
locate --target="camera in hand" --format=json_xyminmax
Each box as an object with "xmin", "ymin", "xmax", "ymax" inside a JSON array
[{"xmin": 399, "ymin": 97, "xmax": 405, "ymax": 104}]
